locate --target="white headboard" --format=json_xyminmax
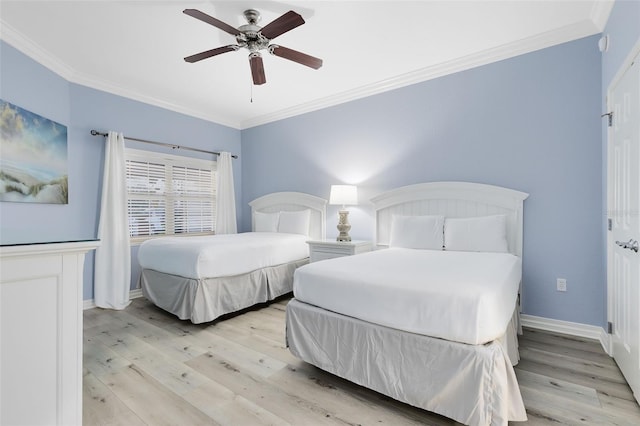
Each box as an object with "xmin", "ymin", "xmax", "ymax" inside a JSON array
[
  {"xmin": 248, "ymin": 192, "xmax": 327, "ymax": 241},
  {"xmin": 371, "ymin": 182, "xmax": 529, "ymax": 256}
]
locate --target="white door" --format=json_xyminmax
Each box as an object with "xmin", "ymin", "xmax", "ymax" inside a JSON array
[{"xmin": 608, "ymin": 47, "xmax": 640, "ymax": 402}]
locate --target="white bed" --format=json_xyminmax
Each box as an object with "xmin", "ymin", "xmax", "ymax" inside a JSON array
[
  {"xmin": 138, "ymin": 191, "xmax": 326, "ymax": 323},
  {"xmin": 286, "ymin": 182, "xmax": 529, "ymax": 426}
]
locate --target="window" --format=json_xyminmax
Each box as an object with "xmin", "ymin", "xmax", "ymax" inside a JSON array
[{"xmin": 125, "ymin": 148, "xmax": 216, "ymax": 240}]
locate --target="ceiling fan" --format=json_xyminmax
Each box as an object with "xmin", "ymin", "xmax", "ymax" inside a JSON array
[{"xmin": 183, "ymin": 8, "xmax": 323, "ymax": 85}]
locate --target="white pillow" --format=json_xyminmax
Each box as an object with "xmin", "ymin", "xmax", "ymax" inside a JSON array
[
  {"xmin": 444, "ymin": 215, "xmax": 509, "ymax": 253},
  {"xmin": 254, "ymin": 211, "xmax": 280, "ymax": 232},
  {"xmin": 389, "ymin": 215, "xmax": 444, "ymax": 250},
  {"xmin": 278, "ymin": 209, "xmax": 311, "ymax": 235}
]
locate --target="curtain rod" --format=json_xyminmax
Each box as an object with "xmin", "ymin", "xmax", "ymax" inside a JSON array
[{"xmin": 90, "ymin": 130, "xmax": 238, "ymax": 159}]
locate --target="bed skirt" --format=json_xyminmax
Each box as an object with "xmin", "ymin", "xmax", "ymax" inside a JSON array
[
  {"xmin": 285, "ymin": 299, "xmax": 527, "ymax": 426},
  {"xmin": 140, "ymin": 258, "xmax": 308, "ymax": 323}
]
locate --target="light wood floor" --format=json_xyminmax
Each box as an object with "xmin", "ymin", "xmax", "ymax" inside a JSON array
[{"xmin": 83, "ymin": 297, "xmax": 640, "ymax": 425}]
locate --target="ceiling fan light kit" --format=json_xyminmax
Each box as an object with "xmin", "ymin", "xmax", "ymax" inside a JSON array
[{"xmin": 183, "ymin": 8, "xmax": 323, "ymax": 85}]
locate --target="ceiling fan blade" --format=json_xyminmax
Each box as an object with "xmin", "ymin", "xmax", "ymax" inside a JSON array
[
  {"xmin": 249, "ymin": 53, "xmax": 266, "ymax": 85},
  {"xmin": 184, "ymin": 45, "xmax": 239, "ymax": 63},
  {"xmin": 260, "ymin": 10, "xmax": 305, "ymax": 39},
  {"xmin": 269, "ymin": 45, "xmax": 323, "ymax": 69},
  {"xmin": 183, "ymin": 9, "xmax": 241, "ymax": 36}
]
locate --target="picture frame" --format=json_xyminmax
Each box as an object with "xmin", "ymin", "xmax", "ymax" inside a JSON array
[{"xmin": 0, "ymin": 99, "xmax": 68, "ymax": 204}]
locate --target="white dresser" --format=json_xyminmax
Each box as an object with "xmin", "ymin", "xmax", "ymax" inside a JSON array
[
  {"xmin": 0, "ymin": 240, "xmax": 99, "ymax": 426},
  {"xmin": 306, "ymin": 240, "xmax": 372, "ymax": 263}
]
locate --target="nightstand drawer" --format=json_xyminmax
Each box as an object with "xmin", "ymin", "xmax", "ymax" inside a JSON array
[
  {"xmin": 306, "ymin": 240, "xmax": 372, "ymax": 263},
  {"xmin": 310, "ymin": 251, "xmax": 346, "ymax": 262}
]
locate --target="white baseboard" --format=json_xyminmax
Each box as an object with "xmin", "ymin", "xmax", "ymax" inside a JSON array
[
  {"xmin": 83, "ymin": 288, "xmax": 144, "ymax": 310},
  {"xmin": 521, "ymin": 314, "xmax": 611, "ymax": 356}
]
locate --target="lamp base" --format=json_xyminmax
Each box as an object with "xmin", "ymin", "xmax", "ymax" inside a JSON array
[{"xmin": 336, "ymin": 209, "xmax": 352, "ymax": 242}]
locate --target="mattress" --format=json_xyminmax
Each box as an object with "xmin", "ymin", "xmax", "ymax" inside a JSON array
[
  {"xmin": 138, "ymin": 232, "xmax": 309, "ymax": 279},
  {"xmin": 293, "ymin": 248, "xmax": 521, "ymax": 345}
]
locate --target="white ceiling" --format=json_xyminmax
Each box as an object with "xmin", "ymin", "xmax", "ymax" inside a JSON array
[{"xmin": 0, "ymin": 1, "xmax": 612, "ymax": 129}]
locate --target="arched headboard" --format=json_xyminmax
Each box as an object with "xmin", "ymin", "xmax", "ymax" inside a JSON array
[
  {"xmin": 249, "ymin": 192, "xmax": 327, "ymax": 241},
  {"xmin": 370, "ymin": 182, "xmax": 529, "ymax": 256}
]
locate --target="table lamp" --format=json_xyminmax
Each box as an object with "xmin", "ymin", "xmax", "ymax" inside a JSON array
[{"xmin": 329, "ymin": 185, "xmax": 358, "ymax": 242}]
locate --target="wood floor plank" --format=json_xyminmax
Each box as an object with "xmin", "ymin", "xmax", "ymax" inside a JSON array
[
  {"xmin": 91, "ymin": 324, "xmax": 161, "ymax": 360},
  {"xmin": 83, "ymin": 371, "xmax": 147, "ymax": 426},
  {"xmin": 92, "ymin": 326, "xmax": 215, "ymax": 398},
  {"xmin": 99, "ymin": 364, "xmax": 216, "ymax": 426},
  {"xmin": 518, "ymin": 411, "xmax": 569, "ymax": 425},
  {"xmin": 83, "ymin": 298, "xmax": 640, "ymax": 426},
  {"xmin": 84, "ymin": 307, "xmax": 118, "ymax": 329},
  {"xmin": 117, "ymin": 342, "xmax": 210, "ymax": 396},
  {"xmin": 269, "ymin": 358, "xmax": 455, "ymax": 425},
  {"xmin": 597, "ymin": 390, "xmax": 640, "ymax": 421},
  {"xmin": 268, "ymin": 303, "xmax": 287, "ymax": 313},
  {"xmin": 125, "ymin": 298, "xmax": 208, "ymax": 336},
  {"xmin": 515, "ymin": 369, "xmax": 600, "ymax": 407},
  {"xmin": 518, "ymin": 334, "xmax": 617, "ymax": 367},
  {"xmin": 103, "ymin": 309, "xmax": 210, "ymax": 362},
  {"xmin": 188, "ymin": 329, "xmax": 288, "ymax": 379},
  {"xmin": 183, "ymin": 381, "xmax": 291, "ymax": 426},
  {"xmin": 211, "ymin": 316, "xmax": 285, "ymax": 347},
  {"xmin": 186, "ymin": 352, "xmax": 355, "ymax": 425},
  {"xmin": 518, "ymin": 346, "xmax": 627, "ymax": 383},
  {"xmin": 516, "ymin": 358, "xmax": 636, "ymax": 402},
  {"xmin": 220, "ymin": 310, "xmax": 286, "ymax": 343},
  {"xmin": 519, "ymin": 328, "xmax": 605, "ymax": 355},
  {"xmin": 519, "ymin": 385, "xmax": 635, "ymax": 425},
  {"xmin": 272, "ymin": 297, "xmax": 291, "ymax": 308},
  {"xmin": 205, "ymin": 322, "xmax": 300, "ymax": 365},
  {"xmin": 83, "ymin": 336, "xmax": 132, "ymax": 378}
]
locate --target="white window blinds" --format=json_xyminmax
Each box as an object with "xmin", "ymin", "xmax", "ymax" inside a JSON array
[{"xmin": 125, "ymin": 148, "xmax": 216, "ymax": 240}]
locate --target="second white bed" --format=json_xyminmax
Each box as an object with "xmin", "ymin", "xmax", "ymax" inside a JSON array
[
  {"xmin": 137, "ymin": 191, "xmax": 327, "ymax": 323},
  {"xmin": 293, "ymin": 247, "xmax": 522, "ymax": 345},
  {"xmin": 286, "ymin": 182, "xmax": 529, "ymax": 425}
]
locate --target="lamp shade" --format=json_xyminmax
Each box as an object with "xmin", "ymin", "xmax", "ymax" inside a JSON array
[{"xmin": 329, "ymin": 185, "xmax": 358, "ymax": 206}]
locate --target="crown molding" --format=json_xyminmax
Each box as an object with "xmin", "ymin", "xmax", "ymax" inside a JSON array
[
  {"xmin": 590, "ymin": 0, "xmax": 615, "ymax": 32},
  {"xmin": 0, "ymin": 19, "xmax": 242, "ymax": 129},
  {"xmin": 2, "ymin": 14, "xmax": 604, "ymax": 132},
  {"xmin": 241, "ymin": 19, "xmax": 600, "ymax": 129},
  {"xmin": 0, "ymin": 19, "xmax": 77, "ymax": 80},
  {"xmin": 69, "ymin": 72, "xmax": 241, "ymax": 129}
]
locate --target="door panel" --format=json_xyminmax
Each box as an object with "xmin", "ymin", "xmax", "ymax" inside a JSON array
[{"xmin": 608, "ymin": 49, "xmax": 640, "ymax": 402}]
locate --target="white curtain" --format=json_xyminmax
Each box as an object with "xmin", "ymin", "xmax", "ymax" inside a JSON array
[
  {"xmin": 94, "ymin": 131, "xmax": 131, "ymax": 309},
  {"xmin": 215, "ymin": 151, "xmax": 237, "ymax": 234}
]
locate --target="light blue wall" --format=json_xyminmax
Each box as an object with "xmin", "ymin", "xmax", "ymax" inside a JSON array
[
  {"xmin": 0, "ymin": 41, "xmax": 242, "ymax": 301},
  {"xmin": 242, "ymin": 35, "xmax": 605, "ymax": 327},
  {"xmin": 1, "ymin": 27, "xmax": 618, "ymax": 327},
  {"xmin": 0, "ymin": 42, "xmax": 74, "ymax": 243}
]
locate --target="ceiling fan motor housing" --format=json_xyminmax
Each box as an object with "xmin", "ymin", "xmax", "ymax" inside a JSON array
[
  {"xmin": 243, "ymin": 9, "xmax": 261, "ymax": 24},
  {"xmin": 237, "ymin": 9, "xmax": 270, "ymax": 52}
]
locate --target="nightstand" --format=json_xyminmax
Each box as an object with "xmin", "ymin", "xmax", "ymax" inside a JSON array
[{"xmin": 306, "ymin": 240, "xmax": 372, "ymax": 263}]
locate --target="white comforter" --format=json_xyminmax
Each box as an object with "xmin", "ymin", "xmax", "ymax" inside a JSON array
[
  {"xmin": 138, "ymin": 232, "xmax": 309, "ymax": 279},
  {"xmin": 293, "ymin": 248, "xmax": 521, "ymax": 345}
]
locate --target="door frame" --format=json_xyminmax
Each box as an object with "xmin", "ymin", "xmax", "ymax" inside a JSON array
[{"xmin": 606, "ymin": 37, "xmax": 640, "ymax": 356}]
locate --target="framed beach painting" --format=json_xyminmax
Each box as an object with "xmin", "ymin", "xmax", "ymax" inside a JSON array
[{"xmin": 0, "ymin": 99, "xmax": 68, "ymax": 204}]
